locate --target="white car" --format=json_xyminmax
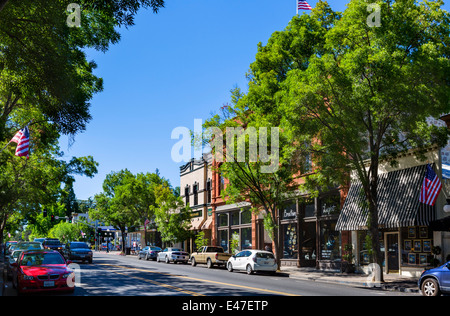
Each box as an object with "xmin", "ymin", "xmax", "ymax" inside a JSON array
[
  {"xmin": 157, "ymin": 247, "xmax": 189, "ymax": 264},
  {"xmin": 227, "ymin": 250, "xmax": 277, "ymax": 275}
]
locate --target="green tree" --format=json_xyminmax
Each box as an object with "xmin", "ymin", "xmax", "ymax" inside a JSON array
[
  {"xmin": 49, "ymin": 221, "xmax": 81, "ymax": 244},
  {"xmin": 90, "ymin": 170, "xmax": 135, "ymax": 254},
  {"xmin": 115, "ymin": 170, "xmax": 169, "ymax": 246},
  {"xmin": 278, "ymin": 0, "xmax": 450, "ymax": 281},
  {"xmin": 204, "ymin": 88, "xmax": 300, "ymax": 270},
  {"xmin": 153, "ymin": 184, "xmax": 192, "ymax": 246}
]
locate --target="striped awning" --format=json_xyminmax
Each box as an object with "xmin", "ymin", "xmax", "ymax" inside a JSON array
[{"xmin": 336, "ymin": 164, "xmax": 436, "ymax": 231}]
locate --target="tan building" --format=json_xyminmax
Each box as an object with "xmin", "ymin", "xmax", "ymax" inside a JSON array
[{"xmin": 180, "ymin": 153, "xmax": 213, "ymax": 252}]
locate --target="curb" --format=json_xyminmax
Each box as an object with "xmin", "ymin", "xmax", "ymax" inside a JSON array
[{"xmin": 285, "ymin": 272, "xmax": 420, "ymax": 294}]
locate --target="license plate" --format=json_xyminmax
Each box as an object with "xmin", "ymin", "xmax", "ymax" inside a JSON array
[{"xmin": 44, "ymin": 281, "xmax": 55, "ymax": 287}]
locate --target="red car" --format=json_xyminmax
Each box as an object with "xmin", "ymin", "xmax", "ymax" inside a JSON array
[{"xmin": 12, "ymin": 249, "xmax": 75, "ymax": 294}]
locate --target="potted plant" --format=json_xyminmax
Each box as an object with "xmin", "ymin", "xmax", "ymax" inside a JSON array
[{"xmin": 342, "ymin": 244, "xmax": 355, "ymax": 273}]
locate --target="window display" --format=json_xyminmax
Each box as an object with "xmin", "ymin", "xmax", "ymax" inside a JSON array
[
  {"xmin": 320, "ymin": 221, "xmax": 340, "ymax": 260},
  {"xmin": 401, "ymin": 226, "xmax": 432, "ymax": 266}
]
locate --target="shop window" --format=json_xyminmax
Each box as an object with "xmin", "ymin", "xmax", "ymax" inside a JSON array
[
  {"xmin": 218, "ymin": 213, "xmax": 228, "ymax": 227},
  {"xmin": 320, "ymin": 194, "xmax": 341, "ymax": 216},
  {"xmin": 283, "ymin": 223, "xmax": 297, "ymax": 259},
  {"xmin": 281, "ymin": 201, "xmax": 297, "ymax": 220},
  {"xmin": 241, "ymin": 210, "xmax": 252, "ymax": 225},
  {"xmin": 320, "ymin": 221, "xmax": 340, "ymax": 260},
  {"xmin": 231, "ymin": 210, "xmax": 240, "ymax": 226},
  {"xmin": 241, "ymin": 227, "xmax": 252, "ymax": 250},
  {"xmin": 401, "ymin": 226, "xmax": 433, "ymax": 267},
  {"xmin": 305, "ymin": 202, "xmax": 315, "ymax": 218},
  {"xmin": 219, "ymin": 229, "xmax": 229, "ymax": 252}
]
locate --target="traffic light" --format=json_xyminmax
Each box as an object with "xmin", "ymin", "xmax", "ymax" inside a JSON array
[
  {"xmin": 50, "ymin": 214, "xmax": 55, "ymax": 223},
  {"xmin": 43, "ymin": 209, "xmax": 47, "ymax": 217}
]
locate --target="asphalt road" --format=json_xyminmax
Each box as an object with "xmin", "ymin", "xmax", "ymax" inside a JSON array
[{"xmin": 3, "ymin": 252, "xmax": 418, "ymax": 297}]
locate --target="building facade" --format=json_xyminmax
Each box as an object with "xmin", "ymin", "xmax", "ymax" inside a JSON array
[
  {"xmin": 336, "ymin": 146, "xmax": 450, "ymax": 277},
  {"xmin": 180, "ymin": 153, "xmax": 213, "ymax": 252}
]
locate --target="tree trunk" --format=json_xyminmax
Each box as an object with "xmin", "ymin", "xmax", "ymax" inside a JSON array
[
  {"xmin": 121, "ymin": 228, "xmax": 127, "ymax": 256},
  {"xmin": 366, "ymin": 160, "xmax": 384, "ymax": 283}
]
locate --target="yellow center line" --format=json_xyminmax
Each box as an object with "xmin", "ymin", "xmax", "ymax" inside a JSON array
[
  {"xmin": 97, "ymin": 263, "xmax": 298, "ymax": 296},
  {"xmin": 97, "ymin": 264, "xmax": 203, "ymax": 296}
]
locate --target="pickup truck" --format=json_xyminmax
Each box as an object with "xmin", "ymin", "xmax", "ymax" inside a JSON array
[{"xmin": 190, "ymin": 246, "xmax": 232, "ymax": 268}]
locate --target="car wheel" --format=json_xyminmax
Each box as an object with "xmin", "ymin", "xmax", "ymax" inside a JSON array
[
  {"xmin": 145, "ymin": 254, "xmax": 150, "ymax": 261},
  {"xmin": 191, "ymin": 257, "xmax": 197, "ymax": 267},
  {"xmin": 207, "ymin": 258, "xmax": 213, "ymax": 269},
  {"xmin": 138, "ymin": 254, "xmax": 141, "ymax": 260},
  {"xmin": 246, "ymin": 264, "xmax": 253, "ymax": 275},
  {"xmin": 421, "ymin": 278, "xmax": 441, "ymax": 296},
  {"xmin": 227, "ymin": 262, "xmax": 233, "ymax": 272}
]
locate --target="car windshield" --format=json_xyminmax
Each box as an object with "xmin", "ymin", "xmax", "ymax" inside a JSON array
[
  {"xmin": 70, "ymin": 242, "xmax": 89, "ymax": 249},
  {"xmin": 150, "ymin": 247, "xmax": 161, "ymax": 250},
  {"xmin": 171, "ymin": 248, "xmax": 182, "ymax": 252},
  {"xmin": 16, "ymin": 243, "xmax": 41, "ymax": 250},
  {"xmin": 21, "ymin": 252, "xmax": 65, "ymax": 266},
  {"xmin": 44, "ymin": 240, "xmax": 61, "ymax": 245}
]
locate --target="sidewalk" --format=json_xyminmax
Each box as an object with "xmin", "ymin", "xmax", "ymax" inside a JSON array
[{"xmin": 280, "ymin": 266, "xmax": 420, "ymax": 294}]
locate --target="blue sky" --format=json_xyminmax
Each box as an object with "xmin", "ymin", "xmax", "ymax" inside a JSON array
[{"xmin": 59, "ymin": 0, "xmax": 449, "ymax": 200}]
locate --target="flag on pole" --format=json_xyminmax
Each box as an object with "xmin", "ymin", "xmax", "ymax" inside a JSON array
[
  {"xmin": 10, "ymin": 125, "xmax": 30, "ymax": 158},
  {"xmin": 298, "ymin": 0, "xmax": 313, "ymax": 11},
  {"xmin": 419, "ymin": 164, "xmax": 442, "ymax": 206}
]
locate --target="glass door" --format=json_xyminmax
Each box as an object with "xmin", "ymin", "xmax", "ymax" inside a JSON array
[{"xmin": 385, "ymin": 232, "xmax": 399, "ymax": 274}]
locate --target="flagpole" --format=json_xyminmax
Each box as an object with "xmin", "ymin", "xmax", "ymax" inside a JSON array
[
  {"xmin": 0, "ymin": 140, "xmax": 11, "ymax": 154},
  {"xmin": 296, "ymin": 0, "xmax": 298, "ymax": 15}
]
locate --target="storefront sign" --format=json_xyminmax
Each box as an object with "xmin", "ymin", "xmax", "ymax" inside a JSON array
[{"xmin": 281, "ymin": 202, "xmax": 297, "ymax": 220}]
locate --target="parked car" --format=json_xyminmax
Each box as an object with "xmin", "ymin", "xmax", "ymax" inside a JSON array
[
  {"xmin": 3, "ymin": 241, "xmax": 17, "ymax": 257},
  {"xmin": 15, "ymin": 241, "xmax": 44, "ymax": 251},
  {"xmin": 42, "ymin": 238, "xmax": 63, "ymax": 253},
  {"xmin": 33, "ymin": 238, "xmax": 45, "ymax": 244},
  {"xmin": 11, "ymin": 249, "xmax": 75, "ymax": 294},
  {"xmin": 64, "ymin": 242, "xmax": 93, "ymax": 263},
  {"xmin": 157, "ymin": 247, "xmax": 189, "ymax": 264},
  {"xmin": 227, "ymin": 250, "xmax": 277, "ymax": 275},
  {"xmin": 418, "ymin": 261, "xmax": 450, "ymax": 296},
  {"xmin": 6, "ymin": 250, "xmax": 24, "ymax": 280},
  {"xmin": 138, "ymin": 246, "xmax": 162, "ymax": 261},
  {"xmin": 190, "ymin": 246, "xmax": 232, "ymax": 268}
]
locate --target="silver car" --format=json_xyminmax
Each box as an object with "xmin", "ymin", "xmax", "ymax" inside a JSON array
[{"xmin": 157, "ymin": 247, "xmax": 189, "ymax": 264}]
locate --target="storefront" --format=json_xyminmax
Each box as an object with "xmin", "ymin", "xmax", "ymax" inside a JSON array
[
  {"xmin": 216, "ymin": 204, "xmax": 253, "ymax": 252},
  {"xmin": 336, "ymin": 164, "xmax": 439, "ymax": 276},
  {"xmin": 280, "ymin": 190, "xmax": 342, "ymax": 269}
]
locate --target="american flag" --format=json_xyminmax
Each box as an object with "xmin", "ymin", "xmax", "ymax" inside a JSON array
[
  {"xmin": 10, "ymin": 125, "xmax": 30, "ymax": 158},
  {"xmin": 298, "ymin": 0, "xmax": 313, "ymax": 10},
  {"xmin": 419, "ymin": 164, "xmax": 442, "ymax": 206}
]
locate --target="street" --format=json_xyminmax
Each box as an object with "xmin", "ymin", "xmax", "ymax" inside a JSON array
[{"xmin": 3, "ymin": 252, "xmax": 419, "ymax": 297}]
